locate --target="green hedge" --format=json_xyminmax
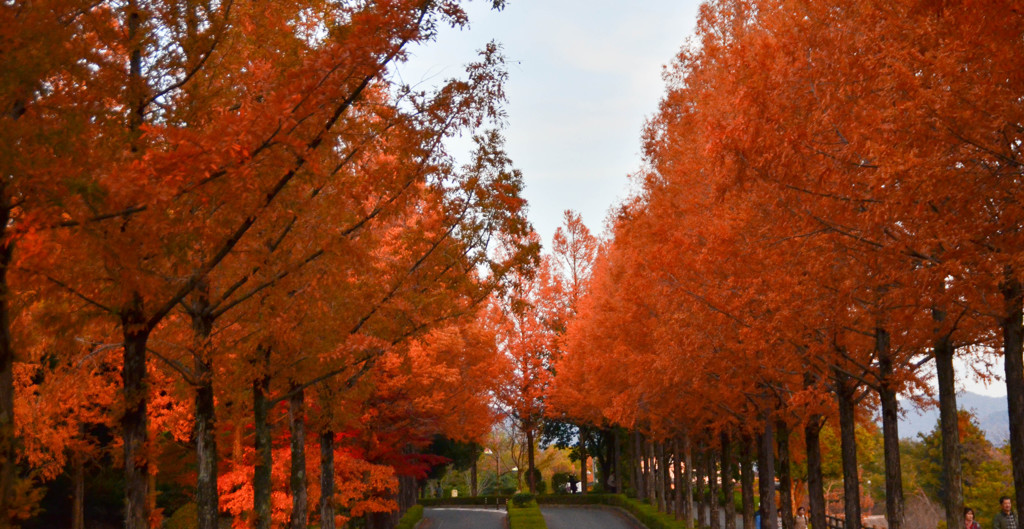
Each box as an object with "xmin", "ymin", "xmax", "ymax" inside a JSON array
[
  {"xmin": 535, "ymin": 493, "xmax": 616, "ymax": 505},
  {"xmin": 419, "ymin": 495, "xmax": 509, "ymax": 507},
  {"xmin": 508, "ymin": 502, "xmax": 547, "ymax": 529},
  {"xmin": 396, "ymin": 505, "xmax": 423, "ymax": 529}
]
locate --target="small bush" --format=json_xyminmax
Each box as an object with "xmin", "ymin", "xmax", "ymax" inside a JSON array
[
  {"xmin": 512, "ymin": 492, "xmax": 536, "ymax": 507},
  {"xmin": 551, "ymin": 472, "xmax": 574, "ymax": 494},
  {"xmin": 396, "ymin": 505, "xmax": 423, "ymax": 529}
]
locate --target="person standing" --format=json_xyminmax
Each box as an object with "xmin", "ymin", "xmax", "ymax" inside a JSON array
[
  {"xmin": 994, "ymin": 496, "xmax": 1018, "ymax": 529},
  {"xmin": 794, "ymin": 506, "xmax": 808, "ymax": 529},
  {"xmin": 965, "ymin": 507, "xmax": 981, "ymax": 529}
]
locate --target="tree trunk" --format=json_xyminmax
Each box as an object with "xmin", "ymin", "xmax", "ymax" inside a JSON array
[
  {"xmin": 0, "ymin": 195, "xmax": 14, "ymax": 529},
  {"xmin": 1001, "ymin": 269, "xmax": 1024, "ymax": 518},
  {"xmin": 934, "ymin": 320, "xmax": 963, "ymax": 529},
  {"xmin": 579, "ymin": 426, "xmax": 588, "ymax": 495},
  {"xmin": 122, "ymin": 293, "xmax": 151, "ymax": 529},
  {"xmin": 877, "ymin": 327, "xmax": 905, "ymax": 529},
  {"xmin": 722, "ymin": 432, "xmax": 736, "ymax": 529},
  {"xmin": 683, "ymin": 432, "xmax": 694, "ymax": 524},
  {"xmin": 709, "ymin": 448, "xmax": 720, "ymax": 529},
  {"xmin": 835, "ymin": 371, "xmax": 861, "ymax": 529},
  {"xmin": 72, "ymin": 455, "xmax": 85, "ymax": 529},
  {"xmin": 471, "ymin": 459, "xmax": 478, "ymax": 496},
  {"xmin": 758, "ymin": 420, "xmax": 777, "ymax": 529},
  {"xmin": 289, "ymin": 387, "xmax": 308, "ymax": 529},
  {"xmin": 805, "ymin": 416, "xmax": 827, "ymax": 529},
  {"xmin": 527, "ymin": 428, "xmax": 537, "ymax": 494},
  {"xmin": 777, "ymin": 419, "xmax": 793, "ymax": 529},
  {"xmin": 253, "ymin": 346, "xmax": 273, "ymax": 529},
  {"xmin": 633, "ymin": 430, "xmax": 644, "ymax": 500},
  {"xmin": 741, "ymin": 434, "xmax": 755, "ymax": 529},
  {"xmin": 656, "ymin": 441, "xmax": 667, "ymax": 512},
  {"xmin": 614, "ymin": 430, "xmax": 622, "ymax": 494},
  {"xmin": 673, "ymin": 438, "xmax": 684, "ymax": 520},
  {"xmin": 321, "ymin": 430, "xmax": 336, "ymax": 529},
  {"xmin": 191, "ymin": 296, "xmax": 219, "ymax": 529},
  {"xmin": 645, "ymin": 439, "xmax": 656, "ymax": 507}
]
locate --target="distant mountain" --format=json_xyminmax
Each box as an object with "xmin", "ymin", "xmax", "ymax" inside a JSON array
[{"xmin": 897, "ymin": 392, "xmax": 1009, "ymax": 445}]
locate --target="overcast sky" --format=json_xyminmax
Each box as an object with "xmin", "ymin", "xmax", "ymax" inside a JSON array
[{"xmin": 395, "ymin": 1, "xmax": 1009, "ymax": 400}]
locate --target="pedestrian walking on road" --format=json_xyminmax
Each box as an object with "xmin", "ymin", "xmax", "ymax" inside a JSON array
[
  {"xmin": 965, "ymin": 507, "xmax": 981, "ymax": 529},
  {"xmin": 993, "ymin": 496, "xmax": 1018, "ymax": 529}
]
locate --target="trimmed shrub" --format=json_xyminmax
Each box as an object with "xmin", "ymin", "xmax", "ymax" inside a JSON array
[
  {"xmin": 551, "ymin": 472, "xmax": 574, "ymax": 494},
  {"xmin": 512, "ymin": 492, "xmax": 536, "ymax": 507}
]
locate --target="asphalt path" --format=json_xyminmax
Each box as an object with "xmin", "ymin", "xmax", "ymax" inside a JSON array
[
  {"xmin": 541, "ymin": 505, "xmax": 642, "ymax": 529},
  {"xmin": 420, "ymin": 507, "xmax": 506, "ymax": 529}
]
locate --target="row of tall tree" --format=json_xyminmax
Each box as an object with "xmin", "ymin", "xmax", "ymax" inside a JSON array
[
  {"xmin": 2, "ymin": 1, "xmax": 537, "ymax": 528},
  {"xmin": 551, "ymin": 2, "xmax": 1024, "ymax": 529}
]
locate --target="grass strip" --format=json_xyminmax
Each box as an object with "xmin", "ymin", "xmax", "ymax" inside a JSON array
[
  {"xmin": 508, "ymin": 502, "xmax": 548, "ymax": 529},
  {"xmin": 396, "ymin": 504, "xmax": 423, "ymax": 529}
]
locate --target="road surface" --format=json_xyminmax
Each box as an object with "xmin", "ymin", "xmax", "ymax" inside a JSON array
[
  {"xmin": 420, "ymin": 507, "xmax": 506, "ymax": 529},
  {"xmin": 541, "ymin": 505, "xmax": 642, "ymax": 529}
]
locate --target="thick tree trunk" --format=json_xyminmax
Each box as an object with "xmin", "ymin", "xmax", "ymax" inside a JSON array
[
  {"xmin": 321, "ymin": 431, "xmax": 336, "ymax": 529},
  {"xmin": 661, "ymin": 442, "xmax": 672, "ymax": 514},
  {"xmin": 835, "ymin": 372, "xmax": 861, "ymax": 529},
  {"xmin": 579, "ymin": 426, "xmax": 588, "ymax": 495},
  {"xmin": 191, "ymin": 296, "xmax": 219, "ymax": 529},
  {"xmin": 1001, "ymin": 270, "xmax": 1024, "ymax": 518},
  {"xmin": 934, "ymin": 320, "xmax": 963, "ymax": 529},
  {"xmin": 527, "ymin": 428, "xmax": 537, "ymax": 494},
  {"xmin": 741, "ymin": 434, "xmax": 755, "ymax": 529},
  {"xmin": 758, "ymin": 420, "xmax": 777, "ymax": 529},
  {"xmin": 633, "ymin": 430, "xmax": 645, "ymax": 500},
  {"xmin": 722, "ymin": 432, "xmax": 736, "ymax": 529},
  {"xmin": 777, "ymin": 420, "xmax": 793, "ymax": 529},
  {"xmin": 709, "ymin": 449, "xmax": 720, "ymax": 529},
  {"xmin": 253, "ymin": 347, "xmax": 273, "ymax": 529},
  {"xmin": 0, "ymin": 196, "xmax": 14, "ymax": 528},
  {"xmin": 877, "ymin": 327, "xmax": 905, "ymax": 529},
  {"xmin": 471, "ymin": 460, "xmax": 478, "ymax": 496},
  {"xmin": 289, "ymin": 387, "xmax": 308, "ymax": 529},
  {"xmin": 805, "ymin": 416, "xmax": 827, "ymax": 529},
  {"xmin": 122, "ymin": 294, "xmax": 151, "ymax": 529},
  {"xmin": 683, "ymin": 432, "xmax": 694, "ymax": 524}
]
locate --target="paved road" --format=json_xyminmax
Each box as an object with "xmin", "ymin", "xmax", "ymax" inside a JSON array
[
  {"xmin": 420, "ymin": 507, "xmax": 506, "ymax": 529},
  {"xmin": 541, "ymin": 506, "xmax": 642, "ymax": 529}
]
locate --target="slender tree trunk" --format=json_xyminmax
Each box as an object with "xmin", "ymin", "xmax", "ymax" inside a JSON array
[
  {"xmin": 1001, "ymin": 269, "xmax": 1024, "ymax": 518},
  {"xmin": 191, "ymin": 293, "xmax": 219, "ymax": 529},
  {"xmin": 934, "ymin": 317, "xmax": 963, "ymax": 529},
  {"xmin": 877, "ymin": 327, "xmax": 904, "ymax": 529},
  {"xmin": 758, "ymin": 420, "xmax": 777, "ymax": 529},
  {"xmin": 579, "ymin": 426, "xmax": 588, "ymax": 495},
  {"xmin": 289, "ymin": 387, "xmax": 308, "ymax": 529},
  {"xmin": 646, "ymin": 437, "xmax": 656, "ymax": 503},
  {"xmin": 805, "ymin": 416, "xmax": 827, "ymax": 529},
  {"xmin": 614, "ymin": 430, "xmax": 622, "ymax": 494},
  {"xmin": 0, "ymin": 195, "xmax": 14, "ymax": 528},
  {"xmin": 835, "ymin": 372, "xmax": 861, "ymax": 529},
  {"xmin": 722, "ymin": 432, "xmax": 736, "ymax": 529},
  {"xmin": 673, "ymin": 438, "xmax": 684, "ymax": 521},
  {"xmin": 527, "ymin": 428, "xmax": 537, "ymax": 494},
  {"xmin": 683, "ymin": 432, "xmax": 694, "ymax": 524},
  {"xmin": 122, "ymin": 293, "xmax": 151, "ymax": 529},
  {"xmin": 709, "ymin": 448, "xmax": 720, "ymax": 529},
  {"xmin": 630, "ymin": 429, "xmax": 638, "ymax": 499},
  {"xmin": 777, "ymin": 419, "xmax": 793, "ymax": 529},
  {"xmin": 741, "ymin": 434, "xmax": 755, "ymax": 529},
  {"xmin": 321, "ymin": 430, "xmax": 336, "ymax": 529},
  {"xmin": 697, "ymin": 448, "xmax": 708, "ymax": 526},
  {"xmin": 656, "ymin": 441, "xmax": 667, "ymax": 512},
  {"xmin": 662, "ymin": 442, "xmax": 672, "ymax": 514},
  {"xmin": 72, "ymin": 455, "xmax": 85, "ymax": 529},
  {"xmin": 253, "ymin": 346, "xmax": 273, "ymax": 529}
]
